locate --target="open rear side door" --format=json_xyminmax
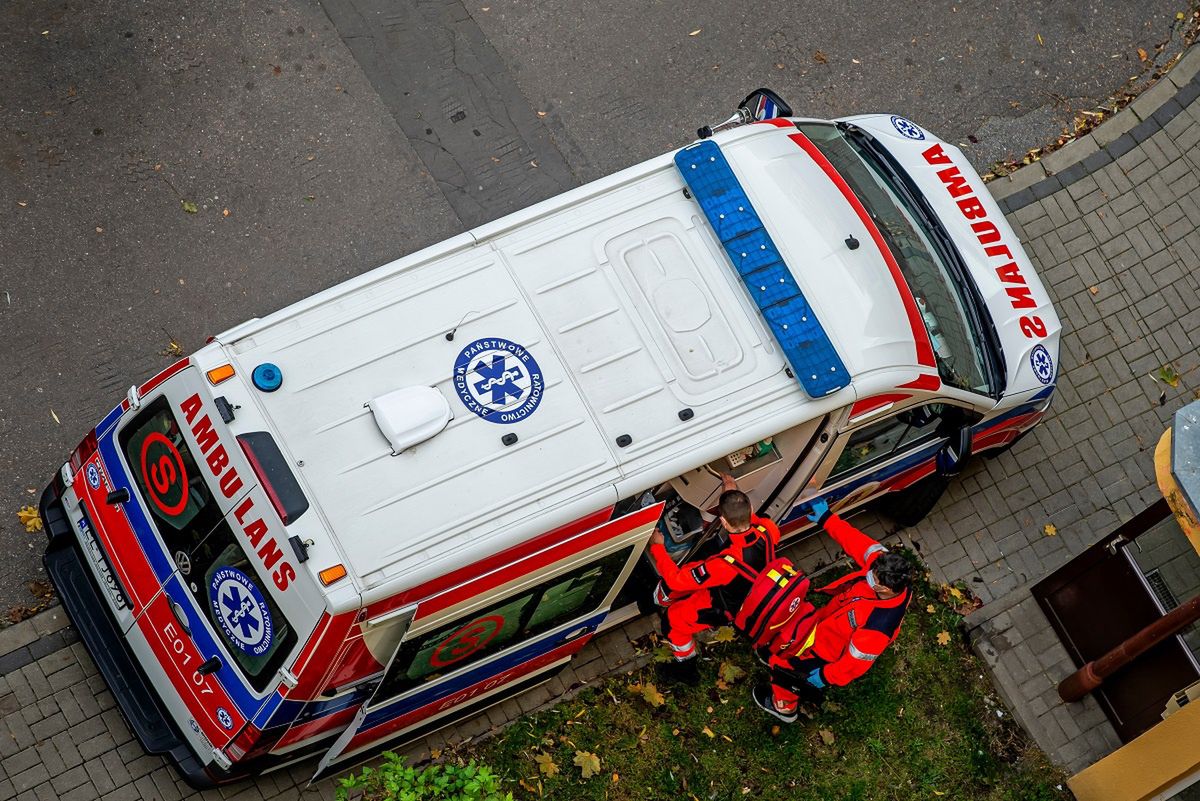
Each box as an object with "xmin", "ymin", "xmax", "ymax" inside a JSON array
[{"xmin": 313, "ymin": 502, "xmax": 662, "ymax": 779}]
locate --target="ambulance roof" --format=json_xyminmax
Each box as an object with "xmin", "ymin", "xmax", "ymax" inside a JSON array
[{"xmin": 218, "ymin": 121, "xmax": 919, "ymax": 595}]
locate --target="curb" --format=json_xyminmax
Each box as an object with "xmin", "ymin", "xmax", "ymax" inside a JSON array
[{"xmin": 989, "ymin": 43, "xmax": 1200, "ymax": 213}]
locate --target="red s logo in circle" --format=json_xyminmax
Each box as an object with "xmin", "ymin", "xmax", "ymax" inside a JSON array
[
  {"xmin": 431, "ymin": 615, "xmax": 504, "ymax": 668},
  {"xmin": 140, "ymin": 432, "xmax": 189, "ymax": 517}
]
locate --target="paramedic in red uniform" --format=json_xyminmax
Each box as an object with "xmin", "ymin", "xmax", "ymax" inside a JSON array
[
  {"xmin": 752, "ymin": 497, "xmax": 912, "ymax": 723},
  {"xmin": 647, "ymin": 474, "xmax": 780, "ymax": 682}
]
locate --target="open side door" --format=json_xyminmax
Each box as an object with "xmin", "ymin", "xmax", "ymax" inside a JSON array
[{"xmin": 312, "ymin": 503, "xmax": 661, "ymax": 780}]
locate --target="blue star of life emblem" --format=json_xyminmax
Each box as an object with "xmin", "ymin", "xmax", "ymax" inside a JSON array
[
  {"xmin": 453, "ymin": 338, "xmax": 545, "ymax": 424},
  {"xmin": 209, "ymin": 567, "xmax": 274, "ymax": 657},
  {"xmin": 890, "ymin": 115, "xmax": 925, "ymax": 140},
  {"xmin": 1030, "ymin": 344, "xmax": 1054, "ymax": 385}
]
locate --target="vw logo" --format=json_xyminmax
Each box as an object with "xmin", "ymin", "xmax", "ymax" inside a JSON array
[
  {"xmin": 1030, "ymin": 344, "xmax": 1054, "ymax": 385},
  {"xmin": 890, "ymin": 116, "xmax": 925, "ymax": 141}
]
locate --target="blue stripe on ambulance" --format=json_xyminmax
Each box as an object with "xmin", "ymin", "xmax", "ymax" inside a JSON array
[{"xmin": 97, "ymin": 429, "xmax": 264, "ymax": 717}]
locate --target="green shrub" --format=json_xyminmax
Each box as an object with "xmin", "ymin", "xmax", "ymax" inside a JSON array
[{"xmin": 336, "ymin": 753, "xmax": 512, "ymax": 801}]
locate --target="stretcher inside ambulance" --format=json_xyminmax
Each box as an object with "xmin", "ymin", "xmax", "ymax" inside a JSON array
[{"xmin": 40, "ymin": 89, "xmax": 1059, "ymax": 786}]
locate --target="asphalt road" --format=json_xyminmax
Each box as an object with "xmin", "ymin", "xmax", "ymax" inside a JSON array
[{"xmin": 0, "ymin": 0, "xmax": 1186, "ymax": 614}]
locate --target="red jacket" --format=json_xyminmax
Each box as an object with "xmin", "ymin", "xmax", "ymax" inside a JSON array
[
  {"xmin": 790, "ymin": 514, "xmax": 909, "ymax": 686},
  {"xmin": 649, "ymin": 515, "xmax": 781, "ymax": 609}
]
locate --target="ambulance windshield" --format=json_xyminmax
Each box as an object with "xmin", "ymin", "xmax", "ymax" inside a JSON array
[
  {"xmin": 120, "ymin": 396, "xmax": 297, "ymax": 691},
  {"xmin": 796, "ymin": 123, "xmax": 995, "ymax": 396}
]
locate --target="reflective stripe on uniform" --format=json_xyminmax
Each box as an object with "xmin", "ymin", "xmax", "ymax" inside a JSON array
[
  {"xmin": 848, "ymin": 641, "xmax": 879, "ymax": 662},
  {"xmin": 670, "ymin": 639, "xmax": 697, "ymax": 659},
  {"xmin": 864, "ymin": 543, "xmax": 888, "ymax": 559},
  {"xmin": 847, "ymin": 609, "xmax": 858, "ymax": 630}
]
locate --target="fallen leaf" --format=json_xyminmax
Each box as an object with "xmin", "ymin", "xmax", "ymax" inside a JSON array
[
  {"xmin": 1178, "ymin": 11, "xmax": 1187, "ymax": 21},
  {"xmin": 181, "ymin": 200, "xmax": 198, "ymax": 214},
  {"xmin": 222, "ymin": 208, "xmax": 230, "ymax": 217},
  {"xmin": 948, "ymin": 585, "xmax": 963, "ymax": 600},
  {"xmin": 17, "ymin": 201, "xmax": 27, "ymax": 207},
  {"xmin": 573, "ymin": 750, "xmax": 601, "ymax": 779},
  {"xmin": 536, "ymin": 110, "xmax": 547, "ymax": 117},
  {"xmin": 161, "ymin": 340, "xmax": 185, "ymax": 358},
  {"xmin": 1043, "ymin": 523, "xmax": 1057, "ymax": 537},
  {"xmin": 688, "ymin": 29, "xmax": 702, "ymax": 36},
  {"xmin": 701, "ymin": 726, "xmax": 715, "ymax": 739},
  {"xmin": 517, "ymin": 778, "xmax": 538, "ymax": 794},
  {"xmin": 429, "ymin": 748, "xmax": 442, "ymax": 760},
  {"xmin": 18, "ymin": 506, "xmax": 43, "ymax": 533},
  {"xmin": 1089, "ymin": 285, "xmax": 1098, "ymax": 295},
  {"xmin": 813, "ymin": 50, "xmax": 828, "ymax": 64},
  {"xmin": 95, "ymin": 226, "xmax": 104, "ymax": 233},
  {"xmin": 26, "ymin": 580, "xmax": 53, "ymax": 599},
  {"xmin": 272, "ymin": 64, "xmax": 282, "ymax": 76},
  {"xmin": 1157, "ymin": 364, "xmax": 1181, "ymax": 388},
  {"xmin": 612, "ymin": 772, "xmax": 619, "ymax": 783},
  {"xmin": 711, "ymin": 626, "xmax": 735, "ymax": 643},
  {"xmin": 718, "ymin": 661, "xmax": 746, "ymax": 685},
  {"xmin": 851, "ymin": 58, "xmax": 861, "ymax": 64},
  {"xmin": 1137, "ymin": 47, "xmax": 1149, "ymax": 62},
  {"xmin": 770, "ymin": 725, "xmax": 781, "ymax": 736},
  {"xmin": 41, "ymin": 30, "xmax": 49, "ymax": 36},
  {"xmin": 936, "ymin": 631, "xmax": 951, "ymax": 646},
  {"xmin": 534, "ymin": 752, "xmax": 559, "ymax": 777},
  {"xmin": 629, "ymin": 682, "xmax": 665, "ymax": 707},
  {"xmin": 818, "ymin": 728, "xmax": 835, "ymax": 745},
  {"xmin": 50, "ymin": 409, "xmax": 60, "ymax": 424},
  {"xmin": 1036, "ymin": 33, "xmax": 1044, "ymax": 46},
  {"xmin": 926, "ymin": 604, "xmax": 936, "ymax": 613}
]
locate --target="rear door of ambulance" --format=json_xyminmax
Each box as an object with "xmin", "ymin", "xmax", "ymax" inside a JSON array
[
  {"xmin": 85, "ymin": 365, "xmax": 323, "ymax": 765},
  {"xmin": 312, "ymin": 503, "xmax": 661, "ymax": 778}
]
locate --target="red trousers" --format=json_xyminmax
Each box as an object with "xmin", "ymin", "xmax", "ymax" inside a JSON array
[{"xmin": 663, "ymin": 590, "xmax": 724, "ymax": 659}]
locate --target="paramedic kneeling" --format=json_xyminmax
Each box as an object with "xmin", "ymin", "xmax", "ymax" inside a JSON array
[
  {"xmin": 648, "ymin": 479, "xmax": 781, "ymax": 683},
  {"xmin": 753, "ymin": 497, "xmax": 912, "ymax": 723}
]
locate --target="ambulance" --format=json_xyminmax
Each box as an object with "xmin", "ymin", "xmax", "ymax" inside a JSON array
[{"xmin": 40, "ymin": 89, "xmax": 1059, "ymax": 786}]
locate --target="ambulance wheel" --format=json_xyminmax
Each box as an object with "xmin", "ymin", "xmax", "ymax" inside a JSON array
[{"xmin": 875, "ymin": 475, "xmax": 949, "ymax": 528}]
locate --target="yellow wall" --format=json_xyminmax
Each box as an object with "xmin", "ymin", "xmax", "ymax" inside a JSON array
[
  {"xmin": 1069, "ymin": 672, "xmax": 1200, "ymax": 800},
  {"xmin": 1155, "ymin": 429, "xmax": 1200, "ymax": 557}
]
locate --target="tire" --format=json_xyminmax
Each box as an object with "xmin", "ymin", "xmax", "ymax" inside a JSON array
[{"xmin": 875, "ymin": 474, "xmax": 950, "ymax": 528}]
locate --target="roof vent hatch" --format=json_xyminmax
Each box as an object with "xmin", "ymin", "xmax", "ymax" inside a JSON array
[{"xmin": 367, "ymin": 386, "xmax": 452, "ymax": 455}]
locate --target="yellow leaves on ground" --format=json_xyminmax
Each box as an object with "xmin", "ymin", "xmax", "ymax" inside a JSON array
[
  {"xmin": 818, "ymin": 728, "xmax": 835, "ymax": 746},
  {"xmin": 1138, "ymin": 47, "xmax": 1149, "ymax": 63},
  {"xmin": 180, "ymin": 200, "xmax": 198, "ymax": 214},
  {"xmin": 628, "ymin": 681, "xmax": 665, "ymax": 708},
  {"xmin": 947, "ymin": 585, "xmax": 963, "ymax": 600},
  {"xmin": 926, "ymin": 604, "xmax": 936, "ymax": 614},
  {"xmin": 1043, "ymin": 523, "xmax": 1057, "ymax": 537},
  {"xmin": 573, "ymin": 750, "xmax": 601, "ymax": 779},
  {"xmin": 701, "ymin": 726, "xmax": 716, "ymax": 739},
  {"xmin": 18, "ymin": 505, "xmax": 42, "ymax": 533},
  {"xmin": 937, "ymin": 631, "xmax": 952, "ymax": 647},
  {"xmin": 715, "ymin": 660, "xmax": 746, "ymax": 691},
  {"xmin": 710, "ymin": 626, "xmax": 736, "ymax": 643},
  {"xmin": 534, "ymin": 751, "xmax": 558, "ymax": 777}
]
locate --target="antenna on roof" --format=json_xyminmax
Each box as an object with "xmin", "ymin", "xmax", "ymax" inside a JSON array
[{"xmin": 445, "ymin": 309, "xmax": 482, "ymax": 342}]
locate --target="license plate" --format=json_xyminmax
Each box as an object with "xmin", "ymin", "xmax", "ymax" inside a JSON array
[{"xmin": 78, "ymin": 511, "xmax": 129, "ymax": 611}]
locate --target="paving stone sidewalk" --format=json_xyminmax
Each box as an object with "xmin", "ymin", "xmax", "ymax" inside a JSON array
[{"xmin": 3, "ymin": 41, "xmax": 1199, "ymax": 801}]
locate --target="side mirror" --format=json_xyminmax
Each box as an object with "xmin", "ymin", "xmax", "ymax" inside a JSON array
[
  {"xmin": 738, "ymin": 88, "xmax": 793, "ymax": 121},
  {"xmin": 935, "ymin": 427, "xmax": 973, "ymax": 476},
  {"xmin": 698, "ymin": 88, "xmax": 794, "ymax": 139}
]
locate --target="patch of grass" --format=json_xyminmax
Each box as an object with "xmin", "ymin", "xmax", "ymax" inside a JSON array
[{"xmin": 459, "ymin": 559, "xmax": 1069, "ymax": 801}]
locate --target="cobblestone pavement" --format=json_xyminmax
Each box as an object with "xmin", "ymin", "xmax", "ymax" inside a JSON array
[{"xmin": 3, "ymin": 39, "xmax": 1199, "ymax": 801}]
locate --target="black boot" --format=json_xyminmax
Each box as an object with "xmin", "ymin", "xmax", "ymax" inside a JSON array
[{"xmin": 657, "ymin": 657, "xmax": 700, "ymax": 686}]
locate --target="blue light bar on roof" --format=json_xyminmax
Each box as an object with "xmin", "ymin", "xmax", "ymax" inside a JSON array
[{"xmin": 674, "ymin": 139, "xmax": 849, "ymax": 398}]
